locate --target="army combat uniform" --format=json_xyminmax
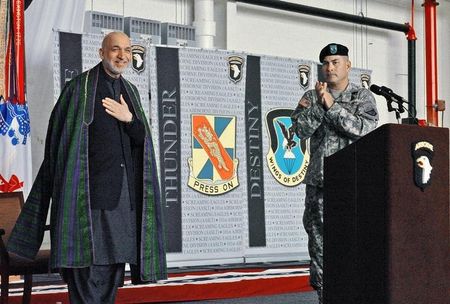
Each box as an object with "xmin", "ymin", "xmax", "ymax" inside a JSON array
[{"xmin": 291, "ymin": 82, "xmax": 378, "ymax": 300}]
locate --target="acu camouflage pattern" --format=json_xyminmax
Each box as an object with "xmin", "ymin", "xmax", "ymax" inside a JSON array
[
  {"xmin": 304, "ymin": 185, "xmax": 324, "ymax": 293},
  {"xmin": 291, "ymin": 82, "xmax": 378, "ymax": 303},
  {"xmin": 290, "ymin": 82, "xmax": 378, "ymax": 187}
]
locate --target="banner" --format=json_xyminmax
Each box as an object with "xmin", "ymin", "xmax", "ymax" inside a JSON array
[
  {"xmin": 54, "ymin": 35, "xmax": 374, "ymax": 267},
  {"xmin": 59, "ymin": 32, "xmax": 82, "ymax": 88},
  {"xmin": 156, "ymin": 47, "xmax": 182, "ymax": 253},
  {"xmin": 244, "ymin": 55, "xmax": 266, "ymax": 247},
  {"xmin": 155, "ymin": 48, "xmax": 248, "ymax": 264},
  {"xmin": 0, "ymin": 0, "xmax": 32, "ymax": 196},
  {"xmin": 256, "ymin": 55, "xmax": 314, "ymax": 259}
]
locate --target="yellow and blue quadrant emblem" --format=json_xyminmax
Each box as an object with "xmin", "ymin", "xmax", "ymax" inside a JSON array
[
  {"xmin": 188, "ymin": 114, "xmax": 239, "ymax": 195},
  {"xmin": 265, "ymin": 108, "xmax": 310, "ymax": 186}
]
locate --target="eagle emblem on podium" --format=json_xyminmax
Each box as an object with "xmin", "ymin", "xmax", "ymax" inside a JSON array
[{"xmin": 412, "ymin": 141, "xmax": 434, "ymax": 191}]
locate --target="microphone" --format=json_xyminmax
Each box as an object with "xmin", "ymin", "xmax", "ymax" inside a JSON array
[
  {"xmin": 370, "ymin": 84, "xmax": 406, "ymax": 103},
  {"xmin": 370, "ymin": 84, "xmax": 406, "ymax": 113}
]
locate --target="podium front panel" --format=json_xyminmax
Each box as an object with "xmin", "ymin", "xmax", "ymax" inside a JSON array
[{"xmin": 324, "ymin": 124, "xmax": 449, "ymax": 304}]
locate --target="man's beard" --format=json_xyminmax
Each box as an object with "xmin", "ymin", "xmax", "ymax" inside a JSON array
[{"xmin": 102, "ymin": 58, "xmax": 128, "ymax": 76}]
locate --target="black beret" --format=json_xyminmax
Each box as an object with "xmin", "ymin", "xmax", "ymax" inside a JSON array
[{"xmin": 319, "ymin": 43, "xmax": 349, "ymax": 62}]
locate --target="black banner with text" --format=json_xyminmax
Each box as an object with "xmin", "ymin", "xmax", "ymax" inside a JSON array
[
  {"xmin": 59, "ymin": 32, "xmax": 82, "ymax": 88},
  {"xmin": 156, "ymin": 47, "xmax": 182, "ymax": 253},
  {"xmin": 245, "ymin": 55, "xmax": 266, "ymax": 247}
]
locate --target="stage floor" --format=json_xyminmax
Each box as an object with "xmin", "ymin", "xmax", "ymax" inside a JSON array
[{"xmin": 7, "ymin": 262, "xmax": 313, "ymax": 304}]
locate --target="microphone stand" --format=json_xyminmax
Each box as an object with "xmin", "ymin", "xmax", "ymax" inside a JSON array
[
  {"xmin": 397, "ymin": 98, "xmax": 419, "ymax": 125},
  {"xmin": 385, "ymin": 96, "xmax": 401, "ymax": 122},
  {"xmin": 385, "ymin": 96, "xmax": 418, "ymax": 125}
]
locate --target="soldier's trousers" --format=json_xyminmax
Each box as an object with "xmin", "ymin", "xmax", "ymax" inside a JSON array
[{"xmin": 303, "ymin": 185, "xmax": 324, "ymax": 298}]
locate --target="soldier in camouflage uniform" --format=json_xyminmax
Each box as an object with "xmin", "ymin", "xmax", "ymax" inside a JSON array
[{"xmin": 291, "ymin": 43, "xmax": 378, "ymax": 303}]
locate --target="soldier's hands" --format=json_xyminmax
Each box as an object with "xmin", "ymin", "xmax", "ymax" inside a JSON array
[
  {"xmin": 102, "ymin": 94, "xmax": 133, "ymax": 123},
  {"xmin": 315, "ymin": 81, "xmax": 334, "ymax": 110}
]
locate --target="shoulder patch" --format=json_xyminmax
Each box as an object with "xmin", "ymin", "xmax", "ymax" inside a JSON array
[{"xmin": 298, "ymin": 98, "xmax": 311, "ymax": 108}]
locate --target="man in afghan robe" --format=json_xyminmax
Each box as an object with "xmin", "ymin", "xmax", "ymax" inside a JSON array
[{"xmin": 7, "ymin": 32, "xmax": 166, "ymax": 303}]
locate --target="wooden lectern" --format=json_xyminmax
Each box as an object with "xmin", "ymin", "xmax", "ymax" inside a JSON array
[{"xmin": 323, "ymin": 124, "xmax": 449, "ymax": 304}]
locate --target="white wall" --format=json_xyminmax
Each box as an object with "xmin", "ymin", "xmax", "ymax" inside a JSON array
[
  {"xmin": 85, "ymin": 0, "xmax": 194, "ymax": 25},
  {"xmin": 83, "ymin": 0, "xmax": 449, "ymax": 127},
  {"xmin": 224, "ymin": 0, "xmax": 449, "ymax": 126}
]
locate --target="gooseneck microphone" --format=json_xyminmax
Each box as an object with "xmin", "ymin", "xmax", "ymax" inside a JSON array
[
  {"xmin": 370, "ymin": 84, "xmax": 406, "ymax": 103},
  {"xmin": 370, "ymin": 84, "xmax": 418, "ymax": 124},
  {"xmin": 370, "ymin": 84, "xmax": 406, "ymax": 113}
]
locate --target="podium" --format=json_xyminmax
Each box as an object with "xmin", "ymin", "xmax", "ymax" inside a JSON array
[{"xmin": 323, "ymin": 124, "xmax": 449, "ymax": 304}]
